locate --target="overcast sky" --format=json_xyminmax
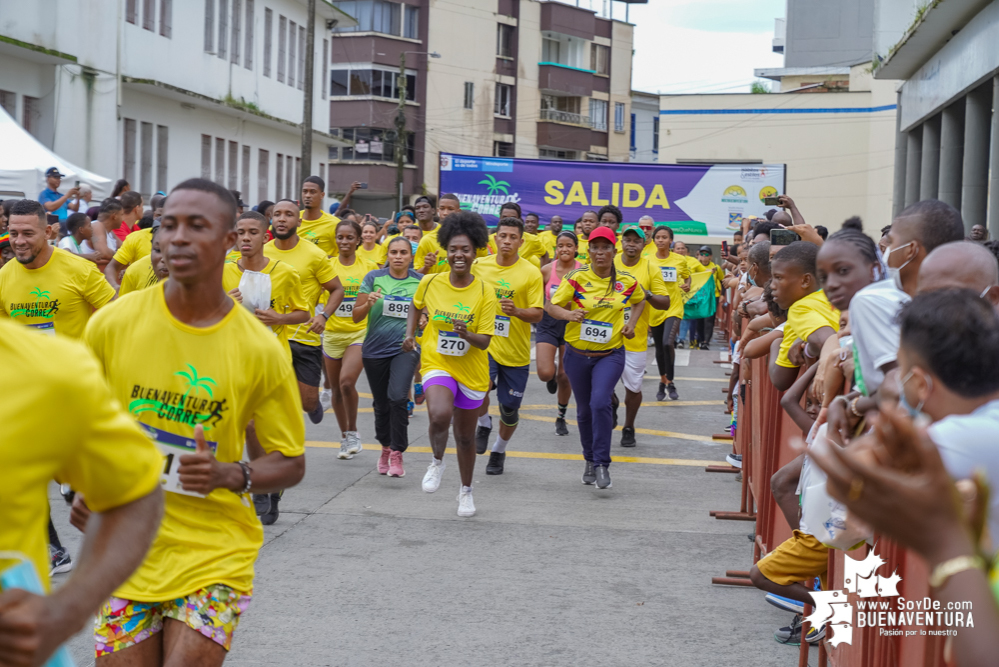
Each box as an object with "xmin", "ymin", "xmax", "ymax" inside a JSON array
[{"xmin": 562, "ymin": 0, "xmax": 787, "ymax": 94}]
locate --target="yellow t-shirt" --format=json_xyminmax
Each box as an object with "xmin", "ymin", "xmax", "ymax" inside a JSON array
[
  {"xmin": 777, "ymin": 289, "xmax": 841, "ymax": 368},
  {"xmin": 550, "ymin": 266, "xmax": 645, "ymax": 352},
  {"xmin": 538, "ymin": 230, "xmax": 559, "ymax": 255},
  {"xmin": 415, "ymin": 225, "xmax": 487, "ymax": 273},
  {"xmin": 646, "ymin": 251, "xmax": 692, "ymax": 324},
  {"xmin": 263, "ymin": 238, "xmax": 336, "ymax": 346},
  {"xmin": 614, "ymin": 256, "xmax": 669, "ymax": 353},
  {"xmin": 119, "ymin": 255, "xmax": 159, "ymax": 296},
  {"xmin": 487, "ymin": 232, "xmax": 548, "ymax": 268},
  {"xmin": 576, "ymin": 235, "xmax": 590, "ymax": 265},
  {"xmin": 471, "ymin": 255, "xmax": 544, "ymax": 367},
  {"xmin": 112, "ymin": 227, "xmax": 154, "ymax": 267},
  {"xmin": 0, "ymin": 247, "xmax": 115, "ymax": 339},
  {"xmin": 298, "ymin": 211, "xmax": 340, "ymax": 257},
  {"xmin": 412, "ymin": 273, "xmax": 496, "ymax": 391},
  {"xmin": 225, "ymin": 249, "xmax": 242, "ymax": 263},
  {"xmin": 222, "ymin": 259, "xmax": 309, "ymax": 350},
  {"xmin": 0, "ymin": 318, "xmax": 162, "ymax": 591},
  {"xmin": 357, "ymin": 243, "xmax": 387, "ymax": 267},
  {"xmin": 684, "ymin": 256, "xmax": 701, "ymax": 275},
  {"xmin": 84, "ymin": 283, "xmax": 305, "ymax": 601},
  {"xmin": 326, "ymin": 255, "xmax": 379, "ymax": 335}
]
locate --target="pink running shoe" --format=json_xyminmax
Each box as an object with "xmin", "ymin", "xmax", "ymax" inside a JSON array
[
  {"xmin": 377, "ymin": 447, "xmax": 391, "ymax": 475},
  {"xmin": 388, "ymin": 451, "xmax": 405, "ymax": 477}
]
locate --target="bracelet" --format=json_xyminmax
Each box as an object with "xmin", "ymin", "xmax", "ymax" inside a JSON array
[
  {"xmin": 929, "ymin": 554, "xmax": 985, "ymax": 588},
  {"xmin": 849, "ymin": 396, "xmax": 864, "ymax": 418},
  {"xmin": 236, "ymin": 461, "xmax": 252, "ymax": 494}
]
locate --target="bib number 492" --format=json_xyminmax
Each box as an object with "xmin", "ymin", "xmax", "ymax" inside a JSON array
[{"xmin": 335, "ymin": 298, "xmax": 355, "ymax": 318}]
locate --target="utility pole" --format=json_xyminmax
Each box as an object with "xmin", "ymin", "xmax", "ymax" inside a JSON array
[
  {"xmin": 301, "ymin": 0, "xmax": 316, "ymax": 189},
  {"xmin": 395, "ymin": 52, "xmax": 407, "ymax": 211}
]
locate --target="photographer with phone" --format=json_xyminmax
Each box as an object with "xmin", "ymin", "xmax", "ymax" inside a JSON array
[{"xmin": 38, "ymin": 167, "xmax": 80, "ymax": 225}]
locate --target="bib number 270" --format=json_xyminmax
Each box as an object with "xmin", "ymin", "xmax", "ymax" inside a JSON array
[{"xmin": 437, "ymin": 331, "xmax": 468, "ymax": 356}]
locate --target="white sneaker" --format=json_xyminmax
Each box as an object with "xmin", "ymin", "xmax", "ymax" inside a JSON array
[
  {"xmin": 422, "ymin": 460, "xmax": 445, "ymax": 493},
  {"xmin": 346, "ymin": 431, "xmax": 362, "ymax": 455},
  {"xmin": 457, "ymin": 488, "xmax": 476, "ymax": 517},
  {"xmin": 337, "ymin": 437, "xmax": 353, "ymax": 460},
  {"xmin": 319, "ymin": 388, "xmax": 332, "ymax": 412}
]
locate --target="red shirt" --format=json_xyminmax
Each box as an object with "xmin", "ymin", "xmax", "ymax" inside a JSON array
[{"xmin": 112, "ymin": 222, "xmax": 139, "ymax": 243}]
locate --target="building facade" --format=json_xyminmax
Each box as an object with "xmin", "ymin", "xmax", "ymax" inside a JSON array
[
  {"xmin": 325, "ymin": 0, "xmax": 634, "ymax": 215},
  {"xmin": 629, "ymin": 90, "xmax": 658, "ymax": 163},
  {"xmin": 0, "ymin": 0, "xmax": 353, "ymax": 203}
]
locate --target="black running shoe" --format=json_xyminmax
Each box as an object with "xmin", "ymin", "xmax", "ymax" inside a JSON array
[
  {"xmin": 253, "ymin": 493, "xmax": 271, "ymax": 516},
  {"xmin": 701, "ymin": 343, "xmax": 710, "ymax": 351},
  {"xmin": 260, "ymin": 492, "xmax": 281, "ymax": 526},
  {"xmin": 611, "ymin": 393, "xmax": 619, "ymax": 429},
  {"xmin": 595, "ymin": 465, "xmax": 612, "ymax": 489},
  {"xmin": 555, "ymin": 417, "xmax": 569, "ymax": 436},
  {"xmin": 49, "ymin": 545, "xmax": 72, "ymax": 575},
  {"xmin": 475, "ymin": 425, "xmax": 492, "ymax": 455},
  {"xmin": 774, "ymin": 614, "xmax": 803, "ymax": 645},
  {"xmin": 620, "ymin": 426, "xmax": 636, "ymax": 447},
  {"xmin": 307, "ymin": 402, "xmax": 325, "ymax": 424},
  {"xmin": 676, "ymin": 340, "xmax": 685, "ymax": 349},
  {"xmin": 582, "ymin": 461, "xmax": 596, "ymax": 485},
  {"xmin": 486, "ymin": 451, "xmax": 506, "ymax": 475},
  {"xmin": 667, "ymin": 382, "xmax": 679, "ymax": 401},
  {"xmin": 546, "ymin": 378, "xmax": 558, "ymax": 394},
  {"xmin": 656, "ymin": 382, "xmax": 667, "ymax": 401}
]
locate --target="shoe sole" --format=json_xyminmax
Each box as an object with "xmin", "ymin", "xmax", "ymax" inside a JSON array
[
  {"xmin": 582, "ymin": 478, "xmax": 595, "ymax": 485},
  {"xmin": 596, "ymin": 482, "xmax": 612, "ymax": 489},
  {"xmin": 261, "ymin": 511, "xmax": 279, "ymax": 526},
  {"xmin": 621, "ymin": 443, "xmax": 636, "ymax": 447},
  {"xmin": 347, "ymin": 447, "xmax": 363, "ymax": 455},
  {"xmin": 457, "ymin": 509, "xmax": 476, "ymax": 517},
  {"xmin": 50, "ymin": 563, "xmax": 73, "ymax": 575},
  {"xmin": 726, "ymin": 457, "xmax": 743, "ymax": 469},
  {"xmin": 765, "ymin": 597, "xmax": 805, "ymax": 614},
  {"xmin": 486, "ymin": 469, "xmax": 503, "ymax": 475},
  {"xmin": 338, "ymin": 452, "xmax": 354, "ymax": 460},
  {"xmin": 389, "ymin": 471, "xmax": 406, "ymax": 477}
]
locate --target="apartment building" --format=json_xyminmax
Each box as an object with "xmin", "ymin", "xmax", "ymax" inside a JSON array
[
  {"xmin": 325, "ymin": 0, "xmax": 634, "ymax": 215},
  {"xmin": 0, "ymin": 0, "xmax": 353, "ymax": 202}
]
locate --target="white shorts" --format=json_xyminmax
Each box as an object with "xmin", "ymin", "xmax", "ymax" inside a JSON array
[{"xmin": 621, "ymin": 350, "xmax": 647, "ymax": 393}]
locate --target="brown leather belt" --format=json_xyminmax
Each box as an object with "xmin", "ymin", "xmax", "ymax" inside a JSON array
[{"xmin": 567, "ymin": 345, "xmax": 619, "ymax": 358}]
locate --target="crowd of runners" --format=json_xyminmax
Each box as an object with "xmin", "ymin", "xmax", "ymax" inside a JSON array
[{"xmin": 3, "ymin": 168, "xmax": 999, "ymax": 665}]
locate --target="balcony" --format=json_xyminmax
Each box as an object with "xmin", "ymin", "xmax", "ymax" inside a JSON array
[
  {"xmin": 540, "ymin": 108, "xmax": 592, "ymax": 128},
  {"xmin": 538, "ymin": 63, "xmax": 595, "ymax": 97}
]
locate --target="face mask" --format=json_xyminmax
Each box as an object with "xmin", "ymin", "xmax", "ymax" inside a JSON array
[
  {"xmin": 981, "ymin": 285, "xmax": 993, "ymax": 300},
  {"xmin": 747, "ymin": 266, "xmax": 758, "ymax": 287},
  {"xmin": 410, "ymin": 241, "xmax": 419, "ymax": 255},
  {"xmin": 898, "ymin": 369, "xmax": 931, "ymax": 423},
  {"xmin": 885, "ymin": 242, "xmax": 914, "ymax": 290}
]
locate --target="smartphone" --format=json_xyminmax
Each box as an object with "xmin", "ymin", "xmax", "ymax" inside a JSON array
[
  {"xmin": 770, "ymin": 228, "xmax": 799, "ymax": 246},
  {"xmin": 358, "ymin": 182, "xmax": 369, "ymax": 189},
  {"xmin": 721, "ymin": 240, "xmax": 729, "ymax": 256},
  {"xmin": 74, "ymin": 180, "xmax": 80, "ymax": 188},
  {"xmin": 763, "ymin": 195, "xmax": 781, "ymax": 206}
]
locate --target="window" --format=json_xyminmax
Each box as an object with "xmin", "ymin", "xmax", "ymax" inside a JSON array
[
  {"xmin": 242, "ymin": 145, "xmax": 250, "ymax": 198},
  {"xmin": 201, "ymin": 135, "xmax": 212, "ymax": 179},
  {"xmin": 404, "ymin": 5, "xmax": 419, "ymax": 39},
  {"xmin": 542, "ymin": 37, "xmax": 559, "ymax": 63},
  {"xmin": 629, "ymin": 112, "xmax": 635, "ymax": 152},
  {"xmin": 0, "ymin": 90, "xmax": 15, "ymax": 119},
  {"xmin": 288, "ymin": 20, "xmax": 297, "ymax": 88},
  {"xmin": 215, "ymin": 137, "xmax": 225, "ymax": 184},
  {"xmin": 318, "ymin": 163, "xmax": 326, "ymax": 189},
  {"xmin": 463, "ymin": 82, "xmax": 474, "ymax": 110},
  {"xmin": 652, "ymin": 116, "xmax": 659, "ymax": 155},
  {"xmin": 231, "ymin": 0, "xmax": 241, "ymax": 65},
  {"xmin": 329, "ymin": 67, "xmax": 416, "ymax": 100},
  {"xmin": 156, "ymin": 125, "xmax": 169, "ymax": 193},
  {"xmin": 263, "ymin": 8, "xmax": 272, "ymax": 76},
  {"xmin": 589, "ymin": 98, "xmax": 607, "ymax": 131},
  {"xmin": 286, "ymin": 155, "xmax": 293, "ymax": 199},
  {"xmin": 123, "ymin": 119, "xmax": 136, "ymax": 185},
  {"xmin": 126, "ymin": 0, "xmax": 138, "ymax": 24},
  {"xmin": 143, "ymin": 0, "xmax": 155, "ymax": 30},
  {"xmin": 218, "ymin": 0, "xmax": 228, "ymax": 60},
  {"xmin": 275, "ymin": 153, "xmax": 284, "ymax": 199},
  {"xmin": 335, "ymin": 128, "xmax": 414, "ymax": 163},
  {"xmin": 322, "ymin": 40, "xmax": 328, "ymax": 98},
  {"xmin": 614, "ymin": 102, "xmax": 625, "ymax": 132},
  {"xmin": 257, "ymin": 149, "xmax": 269, "ymax": 202},
  {"xmin": 494, "ymin": 83, "xmax": 512, "ymax": 117},
  {"xmin": 590, "ymin": 44, "xmax": 609, "ymax": 75},
  {"xmin": 497, "ymin": 24, "xmax": 514, "ymax": 58},
  {"xmin": 373, "ymin": 0, "xmax": 399, "ymax": 35},
  {"xmin": 493, "ymin": 141, "xmax": 514, "ymax": 157},
  {"xmin": 277, "ymin": 16, "xmax": 286, "ymax": 82},
  {"xmin": 160, "ymin": 0, "xmax": 173, "ymax": 38},
  {"xmin": 298, "ymin": 25, "xmax": 305, "ymax": 90},
  {"xmin": 23, "ymin": 96, "xmax": 40, "ymax": 138},
  {"xmin": 204, "ymin": 0, "xmax": 214, "ymax": 52},
  {"xmin": 539, "ymin": 148, "xmax": 577, "ymax": 160},
  {"xmin": 140, "ymin": 121, "xmax": 153, "ymax": 194},
  {"xmin": 244, "ymin": 0, "xmax": 253, "ymax": 69},
  {"xmin": 295, "ymin": 157, "xmax": 300, "ymax": 195},
  {"xmin": 228, "ymin": 141, "xmax": 238, "ymax": 189}
]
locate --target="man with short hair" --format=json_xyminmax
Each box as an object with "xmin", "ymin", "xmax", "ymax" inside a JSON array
[
  {"xmin": 57, "ymin": 211, "xmax": 99, "ymax": 262},
  {"xmin": 38, "ymin": 167, "xmax": 80, "ymax": 222},
  {"xmin": 299, "ymin": 176, "xmax": 339, "ymax": 257},
  {"xmin": 116, "ymin": 191, "xmax": 144, "ymax": 243},
  {"xmin": 91, "ymin": 199, "xmax": 124, "ymax": 261},
  {"xmin": 537, "ymin": 214, "xmax": 563, "ymax": 256},
  {"xmin": 524, "ymin": 212, "xmax": 541, "ymax": 235},
  {"xmin": 970, "ymin": 223, "xmax": 988, "ymax": 242},
  {"xmin": 414, "ymin": 195, "xmax": 447, "ymax": 274},
  {"xmin": 917, "ymin": 240, "xmax": 999, "ymax": 307},
  {"xmin": 487, "ymin": 204, "xmax": 549, "ymax": 267},
  {"xmin": 83, "ymin": 178, "xmax": 307, "ymax": 663}
]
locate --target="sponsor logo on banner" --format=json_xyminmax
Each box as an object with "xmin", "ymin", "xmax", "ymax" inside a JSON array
[
  {"xmin": 758, "ymin": 185, "xmax": 778, "ymax": 203},
  {"xmin": 721, "ymin": 185, "xmax": 749, "ymax": 203}
]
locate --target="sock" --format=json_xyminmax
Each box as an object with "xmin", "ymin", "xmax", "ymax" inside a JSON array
[
  {"xmin": 433, "ymin": 457, "xmax": 444, "ymax": 467},
  {"xmin": 558, "ymin": 403, "xmax": 567, "ymax": 418},
  {"xmin": 492, "ymin": 436, "xmax": 509, "ymax": 454},
  {"xmin": 461, "ymin": 485, "xmax": 473, "ymax": 494},
  {"xmin": 478, "ymin": 415, "xmax": 492, "ymax": 429}
]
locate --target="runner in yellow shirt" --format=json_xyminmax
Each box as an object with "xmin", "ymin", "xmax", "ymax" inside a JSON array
[
  {"xmin": 413, "ymin": 195, "xmax": 445, "ymax": 274},
  {"xmin": 404, "ymin": 211, "xmax": 495, "ymax": 517},
  {"xmin": 548, "ymin": 226, "xmax": 644, "ymax": 490},
  {"xmin": 597, "ymin": 204, "xmax": 622, "ymax": 236},
  {"xmin": 119, "ymin": 227, "xmax": 170, "ymax": 296},
  {"xmin": 487, "ymin": 203, "xmax": 549, "ymax": 267},
  {"xmin": 323, "ymin": 219, "xmax": 379, "ymax": 459},
  {"xmin": 575, "ymin": 210, "xmax": 598, "ymax": 264},
  {"xmin": 357, "ymin": 219, "xmax": 387, "ymax": 266},
  {"xmin": 647, "ymin": 225, "xmax": 692, "ymax": 401},
  {"xmin": 614, "ymin": 225, "xmax": 671, "ymax": 447},
  {"xmin": 299, "ymin": 176, "xmax": 340, "ymax": 257},
  {"xmin": 83, "ymin": 178, "xmax": 306, "ymax": 662},
  {"xmin": 104, "ymin": 226, "xmax": 154, "ymax": 291},
  {"xmin": 536, "ymin": 214, "xmax": 564, "ymax": 256},
  {"xmin": 471, "ymin": 217, "xmax": 544, "ymax": 475},
  {"xmin": 0, "ymin": 199, "xmax": 115, "ymax": 339}
]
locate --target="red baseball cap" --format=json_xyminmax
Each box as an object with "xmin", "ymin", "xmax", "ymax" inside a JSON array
[{"xmin": 588, "ymin": 227, "xmax": 617, "ymax": 246}]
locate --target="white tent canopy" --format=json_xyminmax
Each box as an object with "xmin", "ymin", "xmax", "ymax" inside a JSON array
[{"xmin": 0, "ymin": 107, "xmax": 113, "ymax": 201}]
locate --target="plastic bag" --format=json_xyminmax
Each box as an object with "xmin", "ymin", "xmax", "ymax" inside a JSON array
[
  {"xmin": 800, "ymin": 424, "xmax": 872, "ymax": 550},
  {"xmin": 239, "ymin": 270, "xmax": 272, "ymax": 313}
]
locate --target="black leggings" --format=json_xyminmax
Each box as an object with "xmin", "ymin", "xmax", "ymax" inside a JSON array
[
  {"xmin": 650, "ymin": 316, "xmax": 679, "ymax": 381},
  {"xmin": 362, "ymin": 351, "xmax": 420, "ymax": 452}
]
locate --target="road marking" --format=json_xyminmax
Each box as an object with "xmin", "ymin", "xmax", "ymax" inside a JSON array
[
  {"xmin": 526, "ymin": 370, "xmax": 729, "ymax": 383},
  {"xmin": 673, "ymin": 348, "xmax": 690, "ymax": 367},
  {"xmin": 305, "ymin": 442, "xmax": 725, "ymax": 467},
  {"xmin": 509, "ymin": 412, "xmax": 717, "ymax": 443}
]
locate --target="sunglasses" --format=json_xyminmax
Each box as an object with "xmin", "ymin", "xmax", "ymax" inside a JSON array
[{"xmin": 699, "ymin": 252, "xmax": 711, "ymax": 256}]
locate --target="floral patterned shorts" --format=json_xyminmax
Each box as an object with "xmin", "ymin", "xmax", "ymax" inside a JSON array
[{"xmin": 94, "ymin": 584, "xmax": 252, "ymax": 656}]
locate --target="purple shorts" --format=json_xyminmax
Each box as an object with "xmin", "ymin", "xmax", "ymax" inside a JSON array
[{"xmin": 423, "ymin": 374, "xmax": 484, "ymax": 410}]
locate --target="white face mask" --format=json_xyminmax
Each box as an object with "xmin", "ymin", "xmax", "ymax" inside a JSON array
[{"xmin": 885, "ymin": 241, "xmax": 914, "ymax": 290}]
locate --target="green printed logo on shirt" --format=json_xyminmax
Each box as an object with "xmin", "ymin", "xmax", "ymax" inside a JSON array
[
  {"xmin": 127, "ymin": 364, "xmax": 229, "ymax": 431},
  {"xmin": 8, "ymin": 287, "xmax": 60, "ymax": 319}
]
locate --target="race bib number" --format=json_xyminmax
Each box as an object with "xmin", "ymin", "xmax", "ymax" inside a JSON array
[
  {"xmin": 493, "ymin": 315, "xmax": 510, "ymax": 338},
  {"xmin": 383, "ymin": 295, "xmax": 411, "ymax": 319},
  {"xmin": 623, "ymin": 307, "xmax": 631, "ymax": 325},
  {"xmin": 437, "ymin": 330, "xmax": 468, "ymax": 356},
  {"xmin": 27, "ymin": 322, "xmax": 55, "ymax": 336},
  {"xmin": 579, "ymin": 319, "xmax": 612, "ymax": 344},
  {"xmin": 660, "ymin": 266, "xmax": 677, "ymax": 283},
  {"xmin": 335, "ymin": 298, "xmax": 355, "ymax": 318},
  {"xmin": 141, "ymin": 424, "xmax": 218, "ymax": 498}
]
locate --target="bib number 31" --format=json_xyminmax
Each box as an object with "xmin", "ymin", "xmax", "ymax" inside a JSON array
[
  {"xmin": 437, "ymin": 330, "xmax": 468, "ymax": 356},
  {"xmin": 580, "ymin": 319, "xmax": 612, "ymax": 344}
]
